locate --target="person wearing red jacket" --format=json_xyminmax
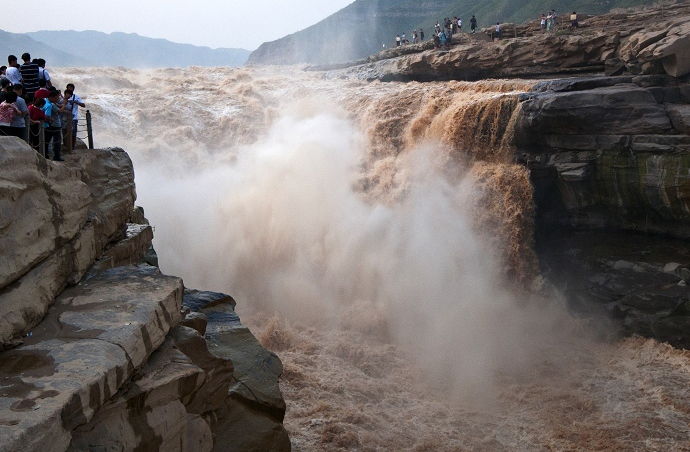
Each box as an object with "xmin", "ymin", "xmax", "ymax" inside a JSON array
[{"xmin": 28, "ymin": 97, "xmax": 46, "ymax": 152}]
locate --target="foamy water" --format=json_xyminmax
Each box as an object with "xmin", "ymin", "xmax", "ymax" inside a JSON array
[{"xmin": 53, "ymin": 66, "xmax": 690, "ymax": 451}]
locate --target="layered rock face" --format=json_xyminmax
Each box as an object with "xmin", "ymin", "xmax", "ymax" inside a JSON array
[
  {"xmin": 0, "ymin": 138, "xmax": 290, "ymax": 452},
  {"xmin": 515, "ymin": 74, "xmax": 690, "ymax": 237}
]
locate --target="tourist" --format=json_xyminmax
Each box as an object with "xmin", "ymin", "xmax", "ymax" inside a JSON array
[
  {"xmin": 0, "ymin": 66, "xmax": 7, "ymax": 84},
  {"xmin": 0, "ymin": 78, "xmax": 9, "ymax": 102},
  {"xmin": 42, "ymin": 90, "xmax": 64, "ymax": 161},
  {"xmin": 396, "ymin": 35, "xmax": 401, "ymax": 46},
  {"xmin": 402, "ymin": 32, "xmax": 406, "ymax": 44},
  {"xmin": 435, "ymin": 21, "xmax": 441, "ymax": 34},
  {"xmin": 19, "ymin": 53, "xmax": 39, "ymax": 96},
  {"xmin": 34, "ymin": 79, "xmax": 50, "ymax": 100},
  {"xmin": 458, "ymin": 18, "xmax": 463, "ymax": 33},
  {"xmin": 433, "ymin": 33, "xmax": 441, "ymax": 48},
  {"xmin": 494, "ymin": 23, "xmax": 502, "ymax": 40},
  {"xmin": 552, "ymin": 10, "xmax": 558, "ymax": 29},
  {"xmin": 9, "ymin": 84, "xmax": 28, "ymax": 139},
  {"xmin": 0, "ymin": 91, "xmax": 22, "ymax": 137},
  {"xmin": 420, "ymin": 28, "xmax": 424, "ymax": 41},
  {"xmin": 546, "ymin": 11, "xmax": 553, "ymax": 31},
  {"xmin": 36, "ymin": 59, "xmax": 52, "ymax": 88},
  {"xmin": 571, "ymin": 12, "xmax": 579, "ymax": 29},
  {"xmin": 440, "ymin": 30, "xmax": 447, "ymax": 48},
  {"xmin": 540, "ymin": 14, "xmax": 546, "ymax": 32},
  {"xmin": 470, "ymin": 15, "xmax": 477, "ymax": 34},
  {"xmin": 5, "ymin": 55, "xmax": 22, "ymax": 86},
  {"xmin": 63, "ymin": 84, "xmax": 85, "ymax": 150},
  {"xmin": 28, "ymin": 97, "xmax": 46, "ymax": 151},
  {"xmin": 412, "ymin": 30, "xmax": 418, "ymax": 44}
]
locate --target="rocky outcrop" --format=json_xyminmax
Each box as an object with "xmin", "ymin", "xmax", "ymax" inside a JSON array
[
  {"xmin": 0, "ymin": 138, "xmax": 135, "ymax": 348},
  {"xmin": 537, "ymin": 230, "xmax": 690, "ymax": 347},
  {"xmin": 513, "ymin": 74, "xmax": 690, "ymax": 238},
  {"xmin": 509, "ymin": 74, "xmax": 690, "ymax": 345},
  {"xmin": 0, "ymin": 139, "xmax": 290, "ymax": 452},
  {"xmin": 323, "ymin": 3, "xmax": 690, "ymax": 81}
]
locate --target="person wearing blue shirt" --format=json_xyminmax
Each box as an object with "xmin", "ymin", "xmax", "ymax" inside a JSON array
[{"xmin": 41, "ymin": 90, "xmax": 64, "ymax": 161}]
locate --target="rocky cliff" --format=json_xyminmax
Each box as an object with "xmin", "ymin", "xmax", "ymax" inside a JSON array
[
  {"xmin": 0, "ymin": 139, "xmax": 290, "ymax": 452},
  {"xmin": 318, "ymin": 2, "xmax": 690, "ymax": 81},
  {"xmin": 246, "ymin": 0, "xmax": 658, "ymax": 65}
]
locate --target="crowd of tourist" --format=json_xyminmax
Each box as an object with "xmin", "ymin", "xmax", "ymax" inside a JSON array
[
  {"xmin": 395, "ymin": 8, "xmax": 581, "ymax": 48},
  {"xmin": 0, "ymin": 52, "xmax": 84, "ymax": 162},
  {"xmin": 395, "ymin": 15, "xmax": 480, "ymax": 49}
]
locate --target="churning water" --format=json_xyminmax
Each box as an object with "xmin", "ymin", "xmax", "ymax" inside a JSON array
[{"xmin": 55, "ymin": 66, "xmax": 690, "ymax": 451}]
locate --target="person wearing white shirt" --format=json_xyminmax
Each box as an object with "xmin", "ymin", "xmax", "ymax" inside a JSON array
[
  {"xmin": 37, "ymin": 59, "xmax": 52, "ymax": 88},
  {"xmin": 5, "ymin": 55, "xmax": 22, "ymax": 85},
  {"xmin": 64, "ymin": 83, "xmax": 85, "ymax": 150}
]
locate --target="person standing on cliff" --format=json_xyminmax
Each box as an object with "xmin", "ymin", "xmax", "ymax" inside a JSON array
[
  {"xmin": 0, "ymin": 78, "xmax": 9, "ymax": 102},
  {"xmin": 570, "ymin": 12, "xmax": 578, "ymax": 29},
  {"xmin": 420, "ymin": 28, "xmax": 425, "ymax": 41},
  {"xmin": 470, "ymin": 15, "xmax": 477, "ymax": 34},
  {"xmin": 494, "ymin": 23, "xmax": 501, "ymax": 40},
  {"xmin": 0, "ymin": 91, "xmax": 22, "ymax": 137},
  {"xmin": 5, "ymin": 56, "xmax": 22, "ymax": 86},
  {"xmin": 42, "ymin": 90, "xmax": 64, "ymax": 161},
  {"xmin": 9, "ymin": 84, "xmax": 28, "ymax": 139},
  {"xmin": 63, "ymin": 83, "xmax": 85, "ymax": 150},
  {"xmin": 36, "ymin": 59, "xmax": 52, "ymax": 88},
  {"xmin": 19, "ymin": 53, "xmax": 39, "ymax": 97},
  {"xmin": 435, "ymin": 21, "xmax": 441, "ymax": 34},
  {"xmin": 28, "ymin": 97, "xmax": 46, "ymax": 151},
  {"xmin": 396, "ymin": 35, "xmax": 401, "ymax": 46}
]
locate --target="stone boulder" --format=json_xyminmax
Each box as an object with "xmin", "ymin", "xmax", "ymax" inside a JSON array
[{"xmin": 182, "ymin": 290, "xmax": 290, "ymax": 452}]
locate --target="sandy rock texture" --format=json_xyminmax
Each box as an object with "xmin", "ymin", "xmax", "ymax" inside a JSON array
[
  {"xmin": 0, "ymin": 139, "xmax": 135, "ymax": 347},
  {"xmin": 321, "ymin": 3, "xmax": 690, "ymax": 81}
]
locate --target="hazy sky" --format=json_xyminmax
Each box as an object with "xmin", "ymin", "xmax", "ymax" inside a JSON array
[{"xmin": 3, "ymin": 0, "xmax": 354, "ymax": 51}]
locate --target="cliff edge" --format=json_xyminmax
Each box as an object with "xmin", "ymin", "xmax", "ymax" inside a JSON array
[{"xmin": 0, "ymin": 138, "xmax": 290, "ymax": 452}]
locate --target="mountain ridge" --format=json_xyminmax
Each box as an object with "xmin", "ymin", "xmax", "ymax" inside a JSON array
[{"xmin": 0, "ymin": 29, "xmax": 250, "ymax": 67}]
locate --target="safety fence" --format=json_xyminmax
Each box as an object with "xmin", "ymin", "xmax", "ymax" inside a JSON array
[{"xmin": 0, "ymin": 109, "xmax": 94, "ymax": 158}]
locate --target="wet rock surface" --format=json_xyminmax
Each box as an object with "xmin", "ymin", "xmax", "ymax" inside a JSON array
[
  {"xmin": 182, "ymin": 290, "xmax": 290, "ymax": 452},
  {"xmin": 538, "ymin": 229, "xmax": 690, "ymax": 347},
  {"xmin": 0, "ymin": 265, "xmax": 183, "ymax": 452},
  {"xmin": 516, "ymin": 74, "xmax": 690, "ymax": 238}
]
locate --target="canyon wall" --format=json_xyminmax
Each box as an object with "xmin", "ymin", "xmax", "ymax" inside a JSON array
[{"xmin": 0, "ymin": 139, "xmax": 290, "ymax": 452}]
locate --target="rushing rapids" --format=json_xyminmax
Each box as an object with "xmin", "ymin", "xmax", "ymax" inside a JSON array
[{"xmin": 54, "ymin": 66, "xmax": 690, "ymax": 451}]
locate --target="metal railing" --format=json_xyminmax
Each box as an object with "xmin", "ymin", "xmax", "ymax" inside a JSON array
[{"xmin": 2, "ymin": 109, "xmax": 94, "ymax": 158}]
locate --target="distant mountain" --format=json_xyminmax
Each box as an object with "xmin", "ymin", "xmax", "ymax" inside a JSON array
[
  {"xmin": 0, "ymin": 29, "xmax": 250, "ymax": 68},
  {"xmin": 0, "ymin": 30, "xmax": 89, "ymax": 67},
  {"xmin": 247, "ymin": 0, "xmax": 659, "ymax": 65}
]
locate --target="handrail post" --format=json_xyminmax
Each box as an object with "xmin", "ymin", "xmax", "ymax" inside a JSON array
[
  {"xmin": 86, "ymin": 110, "xmax": 94, "ymax": 149},
  {"xmin": 39, "ymin": 123, "xmax": 45, "ymax": 158},
  {"xmin": 24, "ymin": 115, "xmax": 30, "ymax": 143},
  {"xmin": 66, "ymin": 115, "xmax": 73, "ymax": 152}
]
